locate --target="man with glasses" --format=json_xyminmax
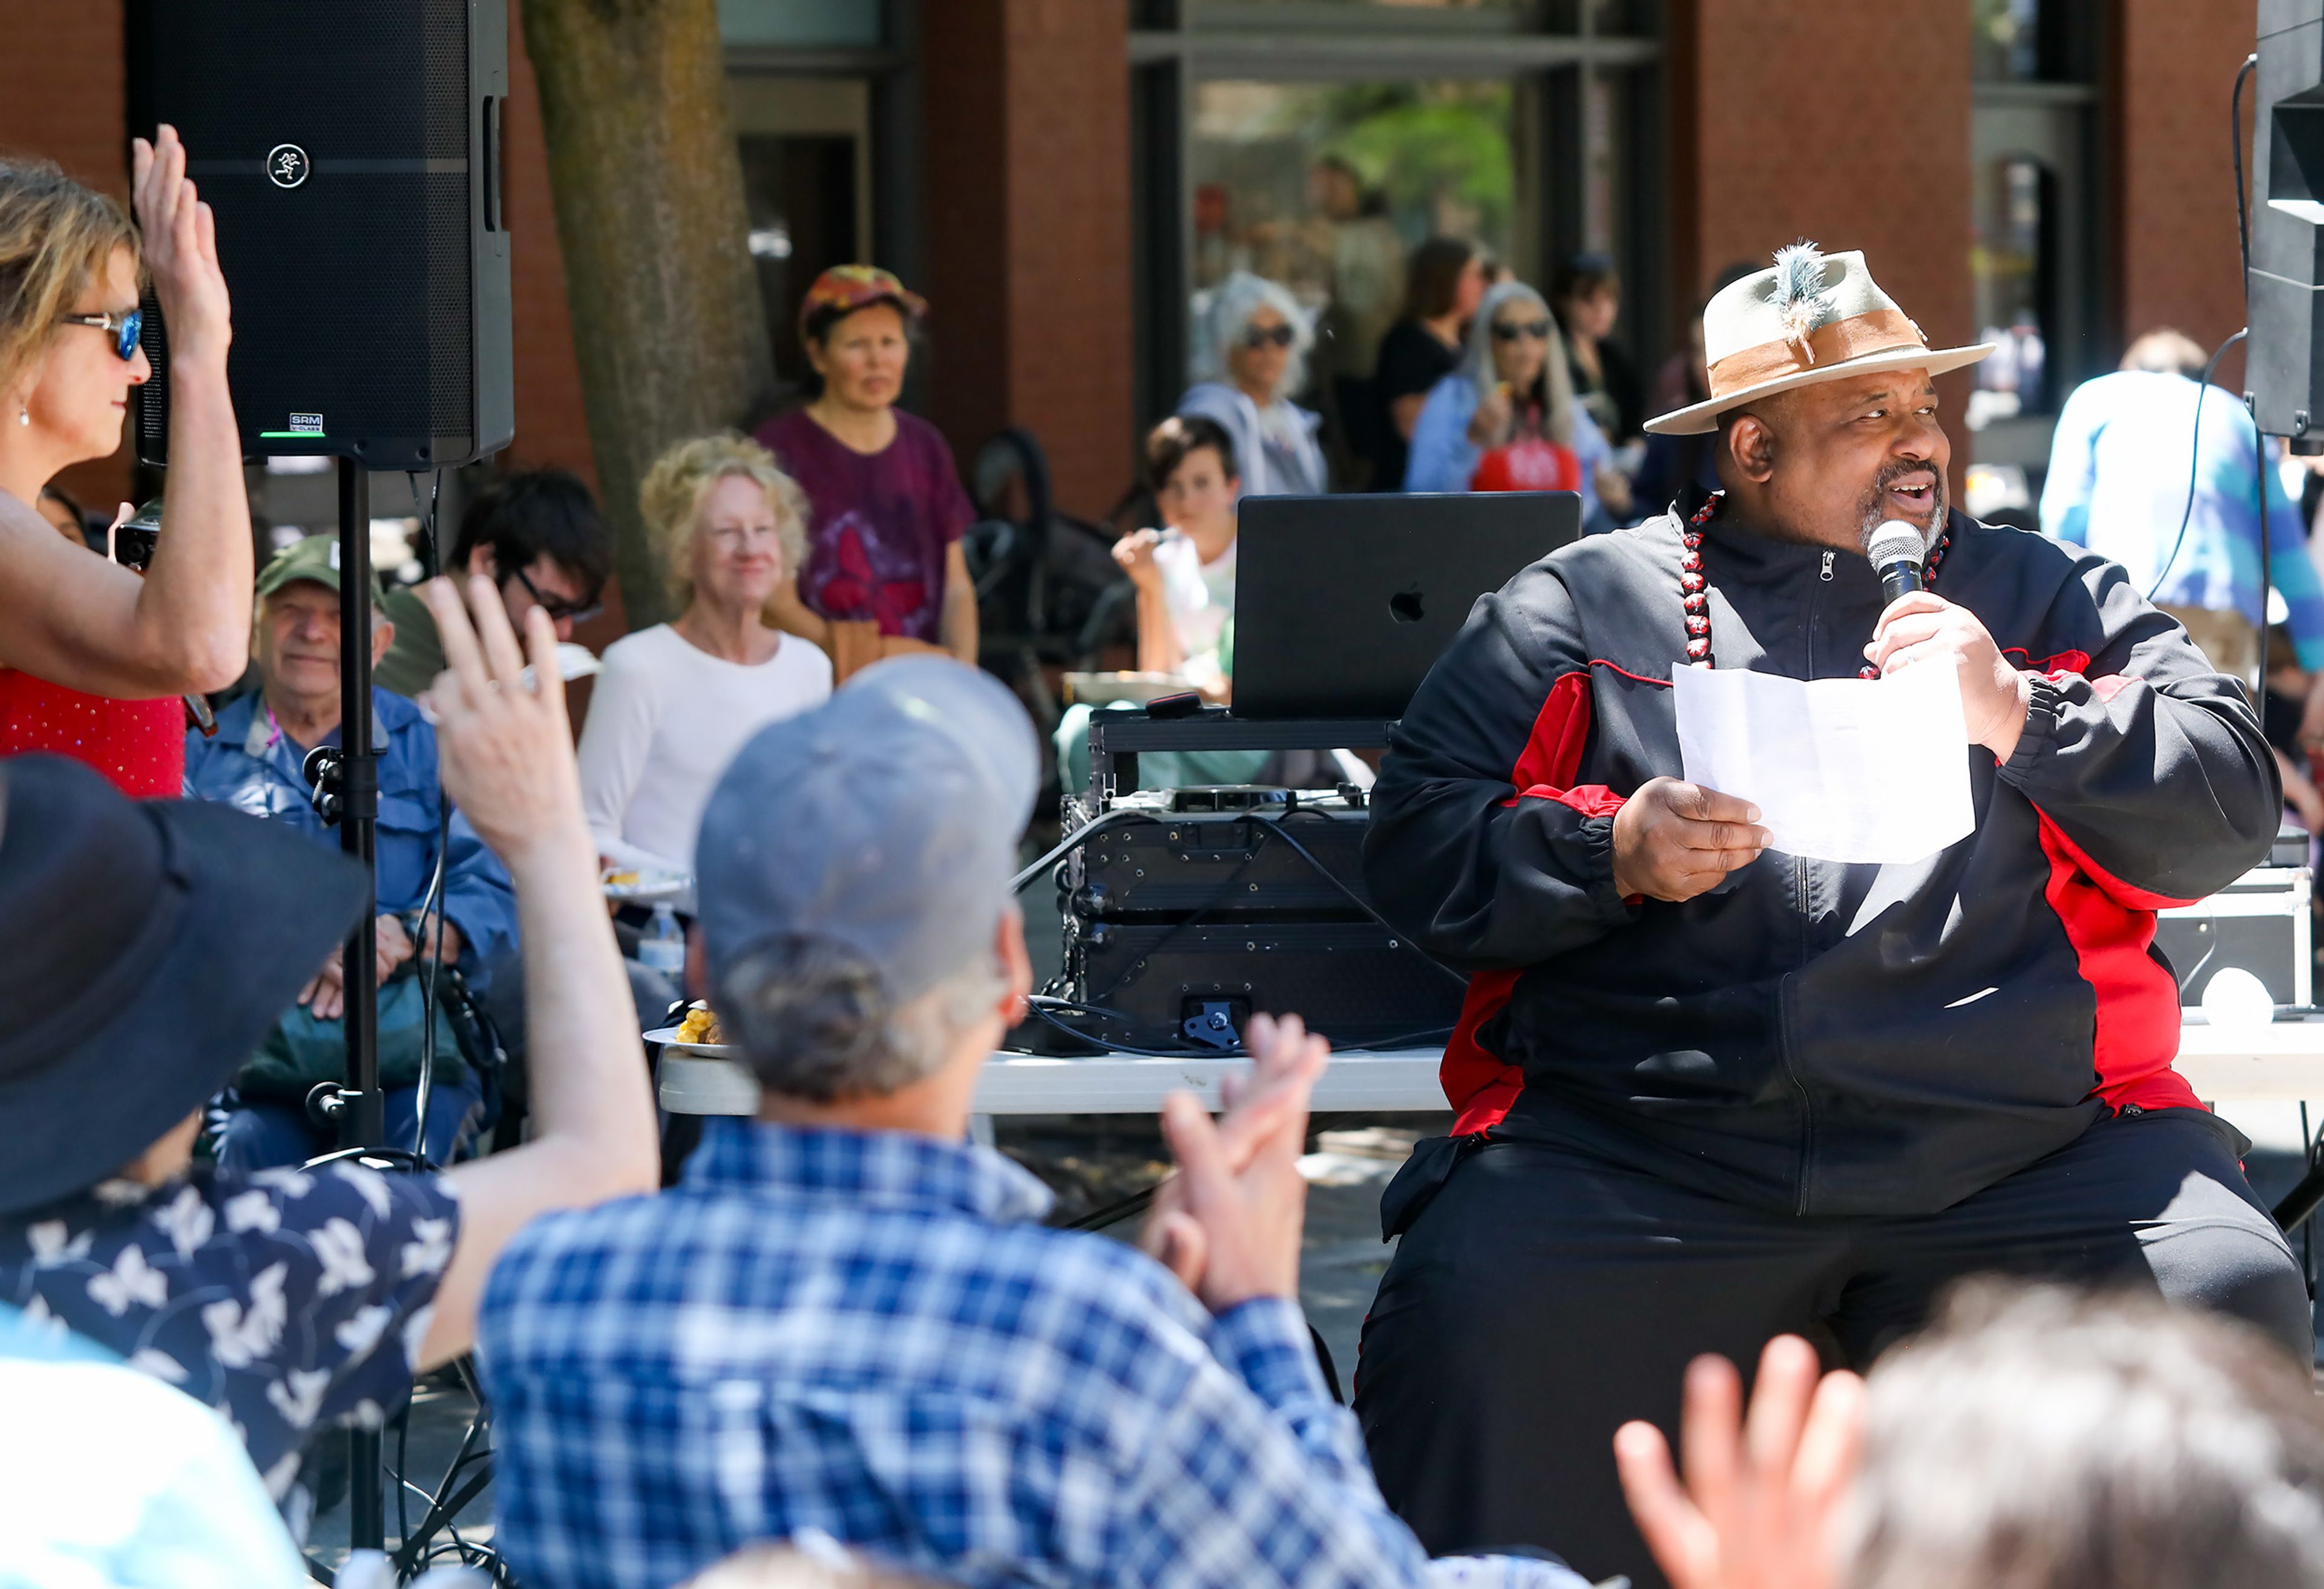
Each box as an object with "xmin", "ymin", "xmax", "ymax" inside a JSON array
[
  {"xmin": 186, "ymin": 534, "xmax": 518, "ymax": 1172},
  {"xmin": 376, "ymin": 467, "xmax": 614, "ymax": 697}
]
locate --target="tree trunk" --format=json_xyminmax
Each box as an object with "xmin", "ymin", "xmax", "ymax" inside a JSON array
[{"xmin": 521, "ymin": 0, "xmax": 773, "ymax": 631}]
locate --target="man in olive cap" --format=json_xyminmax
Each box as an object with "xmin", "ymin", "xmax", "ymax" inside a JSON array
[{"xmin": 185, "ymin": 534, "xmax": 516, "ymax": 1170}]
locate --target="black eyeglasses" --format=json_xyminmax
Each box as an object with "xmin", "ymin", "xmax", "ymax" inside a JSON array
[
  {"xmin": 512, "ymin": 564, "xmax": 603, "ymax": 627},
  {"xmin": 1490, "ymin": 319, "xmax": 1554, "ymax": 343},
  {"xmin": 57, "ymin": 308, "xmax": 143, "ymax": 362},
  {"xmin": 1239, "ymin": 324, "xmax": 1296, "ymax": 350}
]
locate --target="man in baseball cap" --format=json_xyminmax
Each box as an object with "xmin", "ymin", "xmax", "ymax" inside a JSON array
[{"xmin": 477, "ymin": 657, "xmax": 1594, "ymax": 1589}]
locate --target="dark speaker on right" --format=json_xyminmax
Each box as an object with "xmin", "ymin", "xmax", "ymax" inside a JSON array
[
  {"xmin": 2251, "ymin": 0, "xmax": 2324, "ymax": 444},
  {"xmin": 125, "ymin": 0, "xmax": 513, "ymax": 471}
]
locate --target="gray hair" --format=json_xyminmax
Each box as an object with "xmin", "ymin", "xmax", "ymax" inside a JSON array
[
  {"xmin": 1193, "ymin": 271, "xmax": 1313, "ymax": 402},
  {"xmin": 1843, "ymin": 1281, "xmax": 2324, "ymax": 1589},
  {"xmin": 715, "ymin": 934, "xmax": 1007, "ymax": 1104},
  {"xmin": 1463, "ymin": 279, "xmax": 1578, "ymax": 448}
]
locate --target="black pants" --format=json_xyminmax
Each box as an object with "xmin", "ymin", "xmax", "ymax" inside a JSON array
[{"xmin": 1353, "ymin": 1108, "xmax": 2311, "ymax": 1589}]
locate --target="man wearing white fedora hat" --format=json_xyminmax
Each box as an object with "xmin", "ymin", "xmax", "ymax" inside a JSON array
[{"xmin": 1355, "ymin": 243, "xmax": 2309, "ymax": 1587}]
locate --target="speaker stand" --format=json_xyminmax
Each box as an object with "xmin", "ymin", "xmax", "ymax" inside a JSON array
[{"xmin": 336, "ymin": 457, "xmax": 388, "ymax": 1553}]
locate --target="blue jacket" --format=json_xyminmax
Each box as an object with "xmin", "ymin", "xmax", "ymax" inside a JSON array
[
  {"xmin": 1178, "ymin": 381, "xmax": 1329, "ymax": 498},
  {"xmin": 1403, "ymin": 373, "xmax": 1610, "ymax": 525},
  {"xmin": 186, "ymin": 688, "xmax": 517, "ymax": 987},
  {"xmin": 2041, "ymin": 369, "xmax": 2324, "ymax": 668}
]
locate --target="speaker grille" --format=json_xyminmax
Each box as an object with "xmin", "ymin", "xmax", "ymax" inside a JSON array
[{"xmin": 128, "ymin": 0, "xmax": 486, "ymax": 465}]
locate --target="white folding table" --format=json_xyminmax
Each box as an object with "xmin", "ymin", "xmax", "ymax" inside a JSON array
[{"xmin": 652, "ymin": 1016, "xmax": 2324, "ymax": 1118}]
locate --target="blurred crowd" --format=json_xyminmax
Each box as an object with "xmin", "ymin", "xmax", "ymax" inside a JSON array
[{"xmin": 11, "ymin": 128, "xmax": 2324, "ymax": 1589}]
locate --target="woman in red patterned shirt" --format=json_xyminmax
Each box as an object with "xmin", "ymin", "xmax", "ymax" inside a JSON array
[{"xmin": 0, "ymin": 128, "xmax": 254, "ymax": 796}]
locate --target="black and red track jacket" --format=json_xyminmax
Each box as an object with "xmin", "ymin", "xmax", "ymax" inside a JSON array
[{"xmin": 1364, "ymin": 490, "xmax": 2282, "ymax": 1217}]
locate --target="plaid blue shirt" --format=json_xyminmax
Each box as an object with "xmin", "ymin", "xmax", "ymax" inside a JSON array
[{"xmin": 478, "ymin": 1117, "xmax": 1587, "ymax": 1589}]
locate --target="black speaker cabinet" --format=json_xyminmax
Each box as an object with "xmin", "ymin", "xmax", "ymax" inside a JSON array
[
  {"xmin": 126, "ymin": 0, "xmax": 514, "ymax": 470},
  {"xmin": 2252, "ymin": 0, "xmax": 2324, "ymax": 441}
]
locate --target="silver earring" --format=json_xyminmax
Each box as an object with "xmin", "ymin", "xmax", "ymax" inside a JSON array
[{"xmin": 14, "ymin": 406, "xmax": 24, "ymax": 427}]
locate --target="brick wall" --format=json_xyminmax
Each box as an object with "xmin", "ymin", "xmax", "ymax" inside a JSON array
[
  {"xmin": 1668, "ymin": 0, "xmax": 1974, "ymax": 486},
  {"xmin": 1003, "ymin": 0, "xmax": 1135, "ymax": 520},
  {"xmin": 921, "ymin": 0, "xmax": 1134, "ymax": 522},
  {"xmin": 503, "ymin": 0, "xmax": 597, "ymax": 493},
  {"xmin": 1, "ymin": 0, "xmax": 135, "ymax": 510},
  {"xmin": 2116, "ymin": 0, "xmax": 2255, "ymax": 377}
]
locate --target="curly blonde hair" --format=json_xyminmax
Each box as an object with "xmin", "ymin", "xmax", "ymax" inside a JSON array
[
  {"xmin": 638, "ymin": 433, "xmax": 811, "ymax": 602},
  {"xmin": 0, "ymin": 157, "xmax": 140, "ymax": 402}
]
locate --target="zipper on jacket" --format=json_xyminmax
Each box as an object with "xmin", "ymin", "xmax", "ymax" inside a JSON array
[
  {"xmin": 1819, "ymin": 550, "xmax": 1834, "ymax": 581},
  {"xmin": 1777, "ymin": 974, "xmax": 1816, "ymax": 1214}
]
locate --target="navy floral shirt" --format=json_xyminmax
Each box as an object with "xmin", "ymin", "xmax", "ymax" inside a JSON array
[{"xmin": 0, "ymin": 1160, "xmax": 461, "ymax": 1540}]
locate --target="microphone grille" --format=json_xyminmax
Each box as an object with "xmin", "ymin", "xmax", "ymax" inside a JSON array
[{"xmin": 1865, "ymin": 522, "xmax": 1928, "ymax": 570}]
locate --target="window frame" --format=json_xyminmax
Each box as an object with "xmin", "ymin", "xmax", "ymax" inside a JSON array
[{"xmin": 1129, "ymin": 0, "xmax": 1664, "ymax": 439}]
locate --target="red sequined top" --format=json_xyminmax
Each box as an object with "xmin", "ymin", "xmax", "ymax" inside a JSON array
[{"xmin": 0, "ymin": 668, "xmax": 184, "ymax": 797}]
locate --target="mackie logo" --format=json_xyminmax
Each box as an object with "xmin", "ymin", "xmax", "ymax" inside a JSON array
[{"xmin": 266, "ymin": 144, "xmax": 310, "ymax": 189}]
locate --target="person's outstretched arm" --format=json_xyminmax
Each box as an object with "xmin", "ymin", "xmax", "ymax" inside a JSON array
[
  {"xmin": 413, "ymin": 574, "xmax": 660, "ymax": 1368},
  {"xmin": 1105, "ymin": 1017, "xmax": 1590, "ymax": 1589},
  {"xmin": 0, "ymin": 127, "xmax": 252, "ymax": 696}
]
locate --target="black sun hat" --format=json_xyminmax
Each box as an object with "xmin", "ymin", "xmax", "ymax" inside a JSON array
[{"xmin": 0, "ymin": 755, "xmax": 370, "ymax": 1215}]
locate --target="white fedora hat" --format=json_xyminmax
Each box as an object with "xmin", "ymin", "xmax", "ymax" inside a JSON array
[{"xmin": 1645, "ymin": 243, "xmax": 1994, "ymax": 436}]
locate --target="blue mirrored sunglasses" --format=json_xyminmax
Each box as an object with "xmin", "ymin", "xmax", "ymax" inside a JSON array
[{"xmin": 57, "ymin": 308, "xmax": 143, "ymax": 362}]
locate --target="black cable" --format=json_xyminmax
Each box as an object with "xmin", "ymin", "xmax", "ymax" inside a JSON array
[
  {"xmin": 2257, "ymin": 390, "xmax": 2274, "ymax": 690},
  {"xmin": 1065, "ymin": 1182, "xmax": 1159, "ymax": 1231},
  {"xmin": 2148, "ymin": 327, "xmax": 2247, "ymax": 602},
  {"xmin": 409, "ymin": 470, "xmax": 450, "ymax": 1166},
  {"xmin": 2231, "ymin": 54, "xmax": 2278, "ymax": 686},
  {"xmin": 1011, "ymin": 807, "xmax": 1148, "ymax": 895},
  {"xmin": 1273, "ymin": 811, "xmax": 1468, "ymax": 989},
  {"xmin": 410, "ymin": 813, "xmax": 450, "ymax": 1165},
  {"xmin": 2234, "ymin": 53, "xmax": 2258, "ymax": 285}
]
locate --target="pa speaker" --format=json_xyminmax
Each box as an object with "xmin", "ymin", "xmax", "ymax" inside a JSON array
[
  {"xmin": 2251, "ymin": 0, "xmax": 2324, "ymax": 441},
  {"xmin": 126, "ymin": 0, "xmax": 514, "ymax": 470}
]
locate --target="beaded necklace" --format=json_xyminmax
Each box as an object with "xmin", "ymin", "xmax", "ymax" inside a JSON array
[{"xmin": 1679, "ymin": 491, "xmax": 1949, "ymax": 679}]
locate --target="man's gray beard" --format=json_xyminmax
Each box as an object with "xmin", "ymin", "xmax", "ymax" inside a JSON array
[{"xmin": 1854, "ymin": 476, "xmax": 1946, "ymax": 553}]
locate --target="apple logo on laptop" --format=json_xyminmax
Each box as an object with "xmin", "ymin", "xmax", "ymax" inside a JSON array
[{"xmin": 1390, "ymin": 587, "xmax": 1426, "ymax": 624}]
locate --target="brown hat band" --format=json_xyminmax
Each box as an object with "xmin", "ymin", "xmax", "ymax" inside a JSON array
[{"xmin": 1707, "ymin": 309, "xmax": 1928, "ymax": 399}]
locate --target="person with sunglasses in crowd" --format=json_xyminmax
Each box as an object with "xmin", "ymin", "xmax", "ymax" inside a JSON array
[
  {"xmin": 376, "ymin": 466, "xmax": 614, "ymax": 697},
  {"xmin": 0, "ymin": 132, "xmax": 255, "ymax": 796},
  {"xmin": 1180, "ymin": 271, "xmax": 1329, "ymax": 498},
  {"xmin": 1404, "ymin": 279, "xmax": 1626, "ymax": 530}
]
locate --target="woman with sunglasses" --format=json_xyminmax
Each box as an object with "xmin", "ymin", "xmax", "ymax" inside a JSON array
[
  {"xmin": 1403, "ymin": 279, "xmax": 1629, "ymax": 530},
  {"xmin": 1178, "ymin": 271, "xmax": 1328, "ymax": 498},
  {"xmin": 0, "ymin": 131, "xmax": 253, "ymax": 796}
]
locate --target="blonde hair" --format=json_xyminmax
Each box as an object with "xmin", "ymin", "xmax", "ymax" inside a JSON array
[
  {"xmin": 638, "ymin": 433, "xmax": 810, "ymax": 602},
  {"xmin": 0, "ymin": 157, "xmax": 139, "ymax": 401}
]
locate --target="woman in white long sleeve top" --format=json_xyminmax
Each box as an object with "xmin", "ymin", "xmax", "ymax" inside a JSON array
[{"xmin": 578, "ymin": 435, "xmax": 832, "ymax": 879}]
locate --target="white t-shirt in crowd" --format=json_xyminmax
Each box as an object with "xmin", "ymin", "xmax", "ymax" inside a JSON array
[
  {"xmin": 1152, "ymin": 530, "xmax": 1236, "ymax": 691},
  {"xmin": 577, "ymin": 623, "xmax": 833, "ymax": 876}
]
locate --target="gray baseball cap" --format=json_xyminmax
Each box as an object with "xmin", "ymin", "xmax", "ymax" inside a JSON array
[{"xmin": 695, "ymin": 657, "xmax": 1039, "ymax": 1004}]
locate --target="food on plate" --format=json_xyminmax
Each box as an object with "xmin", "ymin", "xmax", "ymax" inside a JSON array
[
  {"xmin": 602, "ymin": 867, "xmax": 641, "ymax": 888},
  {"xmin": 674, "ymin": 1005, "xmax": 723, "ymax": 1045}
]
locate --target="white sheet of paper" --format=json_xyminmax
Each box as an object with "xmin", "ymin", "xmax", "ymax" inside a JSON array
[{"xmin": 1672, "ymin": 662, "xmax": 1975, "ymax": 864}]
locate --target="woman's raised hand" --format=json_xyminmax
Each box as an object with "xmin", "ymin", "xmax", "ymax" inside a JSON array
[{"xmin": 130, "ymin": 125, "xmax": 232, "ymax": 370}]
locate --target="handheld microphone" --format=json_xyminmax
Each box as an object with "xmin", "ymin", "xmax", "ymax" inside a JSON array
[{"xmin": 1866, "ymin": 521, "xmax": 1929, "ymax": 604}]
